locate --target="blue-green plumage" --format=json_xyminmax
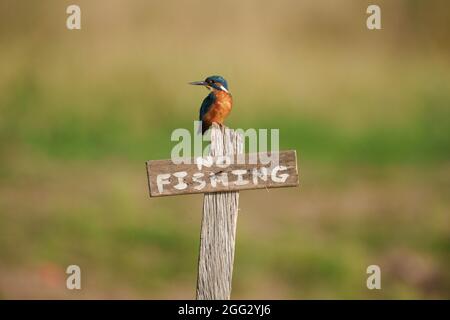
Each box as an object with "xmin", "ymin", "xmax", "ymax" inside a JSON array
[
  {"xmin": 198, "ymin": 93, "xmax": 215, "ymax": 134},
  {"xmin": 199, "ymin": 92, "xmax": 215, "ymax": 122},
  {"xmin": 206, "ymin": 75, "xmax": 228, "ymax": 91}
]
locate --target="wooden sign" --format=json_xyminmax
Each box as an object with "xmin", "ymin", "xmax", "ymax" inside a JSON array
[
  {"xmin": 145, "ymin": 124, "xmax": 299, "ymax": 300},
  {"xmin": 146, "ymin": 150, "xmax": 299, "ymax": 197}
]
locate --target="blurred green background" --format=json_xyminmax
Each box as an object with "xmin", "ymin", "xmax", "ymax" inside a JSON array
[{"xmin": 0, "ymin": 0, "xmax": 449, "ymax": 299}]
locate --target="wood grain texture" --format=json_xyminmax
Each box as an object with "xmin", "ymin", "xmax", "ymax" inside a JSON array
[
  {"xmin": 196, "ymin": 124, "xmax": 243, "ymax": 300},
  {"xmin": 146, "ymin": 148, "xmax": 299, "ymax": 197}
]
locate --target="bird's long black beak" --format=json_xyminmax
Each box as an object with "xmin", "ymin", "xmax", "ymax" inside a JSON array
[{"xmin": 189, "ymin": 81, "xmax": 208, "ymax": 86}]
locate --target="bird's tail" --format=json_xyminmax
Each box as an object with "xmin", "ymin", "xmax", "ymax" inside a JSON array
[{"xmin": 197, "ymin": 121, "xmax": 209, "ymax": 135}]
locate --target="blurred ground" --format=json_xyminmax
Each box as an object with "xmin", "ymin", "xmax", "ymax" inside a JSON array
[{"xmin": 0, "ymin": 0, "xmax": 449, "ymax": 299}]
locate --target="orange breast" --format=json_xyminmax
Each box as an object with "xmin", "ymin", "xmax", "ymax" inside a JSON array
[{"xmin": 203, "ymin": 91, "xmax": 233, "ymax": 125}]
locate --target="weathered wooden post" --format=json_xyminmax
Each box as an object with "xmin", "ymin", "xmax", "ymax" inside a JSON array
[
  {"xmin": 145, "ymin": 123, "xmax": 299, "ymax": 300},
  {"xmin": 196, "ymin": 125, "xmax": 243, "ymax": 300}
]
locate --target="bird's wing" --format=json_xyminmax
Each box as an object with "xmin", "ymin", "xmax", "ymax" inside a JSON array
[{"xmin": 199, "ymin": 92, "xmax": 216, "ymax": 121}]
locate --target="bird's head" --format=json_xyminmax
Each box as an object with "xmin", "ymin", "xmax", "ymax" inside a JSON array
[{"xmin": 189, "ymin": 75, "xmax": 229, "ymax": 93}]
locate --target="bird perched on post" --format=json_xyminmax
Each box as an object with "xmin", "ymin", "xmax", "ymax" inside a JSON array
[{"xmin": 189, "ymin": 75, "xmax": 232, "ymax": 134}]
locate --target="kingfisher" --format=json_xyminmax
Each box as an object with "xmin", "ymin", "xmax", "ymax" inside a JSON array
[{"xmin": 189, "ymin": 75, "xmax": 232, "ymax": 134}]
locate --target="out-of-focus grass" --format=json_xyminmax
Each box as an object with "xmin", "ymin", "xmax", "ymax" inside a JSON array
[
  {"xmin": 0, "ymin": 0, "xmax": 449, "ymax": 299},
  {"xmin": 1, "ymin": 158, "xmax": 448, "ymax": 298},
  {"xmin": 2, "ymin": 125, "xmax": 449, "ymax": 300},
  {"xmin": 2, "ymin": 67, "xmax": 449, "ymax": 165}
]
